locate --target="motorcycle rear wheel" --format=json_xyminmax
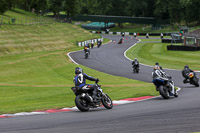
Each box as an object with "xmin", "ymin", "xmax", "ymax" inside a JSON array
[
  {"xmin": 192, "ymin": 78, "xmax": 199, "ymax": 87},
  {"xmin": 101, "ymin": 94, "xmax": 113, "ymax": 109},
  {"xmin": 75, "ymin": 95, "xmax": 90, "ymax": 112},
  {"xmin": 136, "ymin": 69, "xmax": 139, "ymax": 73}
]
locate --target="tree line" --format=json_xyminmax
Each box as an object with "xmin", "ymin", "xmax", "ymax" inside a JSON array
[{"xmin": 0, "ymin": 0, "xmax": 200, "ymax": 25}]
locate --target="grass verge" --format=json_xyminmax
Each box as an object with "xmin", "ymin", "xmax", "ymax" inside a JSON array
[
  {"xmin": 0, "ymin": 49, "xmax": 157, "ymax": 114},
  {"xmin": 126, "ymin": 39, "xmax": 200, "ymax": 70}
]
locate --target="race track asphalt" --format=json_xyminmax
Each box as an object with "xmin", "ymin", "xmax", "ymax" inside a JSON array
[{"xmin": 0, "ymin": 35, "xmax": 200, "ymax": 133}]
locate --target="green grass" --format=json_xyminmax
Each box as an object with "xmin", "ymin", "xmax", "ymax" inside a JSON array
[
  {"xmin": 0, "ymin": 10, "xmax": 157, "ymax": 114},
  {"xmin": 126, "ymin": 39, "xmax": 200, "ymax": 70},
  {"xmin": 0, "ymin": 49, "xmax": 156, "ymax": 114},
  {"xmin": 0, "ymin": 23, "xmax": 101, "ymax": 56}
]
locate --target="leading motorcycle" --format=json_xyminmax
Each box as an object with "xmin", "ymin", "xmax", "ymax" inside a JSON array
[
  {"xmin": 71, "ymin": 82, "xmax": 113, "ymax": 112},
  {"xmin": 152, "ymin": 78, "xmax": 178, "ymax": 99}
]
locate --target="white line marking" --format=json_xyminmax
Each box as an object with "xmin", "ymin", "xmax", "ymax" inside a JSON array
[{"xmin": 113, "ymin": 100, "xmax": 135, "ymax": 104}]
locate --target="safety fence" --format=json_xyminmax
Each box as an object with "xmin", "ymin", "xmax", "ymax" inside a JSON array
[
  {"xmin": 76, "ymin": 38, "xmax": 103, "ymax": 47},
  {"xmin": 90, "ymin": 30, "xmax": 179, "ymax": 36}
]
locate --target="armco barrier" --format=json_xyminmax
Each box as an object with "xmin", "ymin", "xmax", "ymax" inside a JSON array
[
  {"xmin": 90, "ymin": 31, "xmax": 178, "ymax": 36},
  {"xmin": 76, "ymin": 38, "xmax": 103, "ymax": 47},
  {"xmin": 167, "ymin": 45, "xmax": 200, "ymax": 51},
  {"xmin": 162, "ymin": 39, "xmax": 183, "ymax": 43}
]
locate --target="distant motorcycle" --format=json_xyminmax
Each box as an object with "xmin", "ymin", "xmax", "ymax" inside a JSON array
[
  {"xmin": 121, "ymin": 32, "xmax": 125, "ymax": 37},
  {"xmin": 133, "ymin": 64, "xmax": 139, "ymax": 73},
  {"xmin": 97, "ymin": 40, "xmax": 102, "ymax": 48},
  {"xmin": 183, "ymin": 72, "xmax": 199, "ymax": 87},
  {"xmin": 118, "ymin": 38, "xmax": 123, "ymax": 44},
  {"xmin": 85, "ymin": 48, "xmax": 89, "ymax": 59},
  {"xmin": 71, "ymin": 81, "xmax": 113, "ymax": 112},
  {"xmin": 91, "ymin": 43, "xmax": 94, "ymax": 49},
  {"xmin": 152, "ymin": 78, "xmax": 178, "ymax": 99}
]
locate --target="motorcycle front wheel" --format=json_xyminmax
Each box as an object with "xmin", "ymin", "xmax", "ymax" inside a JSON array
[
  {"xmin": 191, "ymin": 78, "xmax": 199, "ymax": 87},
  {"xmin": 85, "ymin": 54, "xmax": 88, "ymax": 59},
  {"xmin": 159, "ymin": 86, "xmax": 170, "ymax": 99},
  {"xmin": 75, "ymin": 95, "xmax": 90, "ymax": 112},
  {"xmin": 101, "ymin": 94, "xmax": 113, "ymax": 109}
]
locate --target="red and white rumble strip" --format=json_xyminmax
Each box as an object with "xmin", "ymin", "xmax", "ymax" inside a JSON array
[{"xmin": 0, "ymin": 96, "xmax": 156, "ymax": 118}]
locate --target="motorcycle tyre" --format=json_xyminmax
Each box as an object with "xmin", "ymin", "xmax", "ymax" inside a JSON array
[
  {"xmin": 101, "ymin": 94, "xmax": 113, "ymax": 109},
  {"xmin": 159, "ymin": 86, "xmax": 170, "ymax": 99},
  {"xmin": 192, "ymin": 78, "xmax": 199, "ymax": 87},
  {"xmin": 85, "ymin": 54, "xmax": 88, "ymax": 59},
  {"xmin": 75, "ymin": 95, "xmax": 90, "ymax": 112},
  {"xmin": 136, "ymin": 69, "xmax": 139, "ymax": 73}
]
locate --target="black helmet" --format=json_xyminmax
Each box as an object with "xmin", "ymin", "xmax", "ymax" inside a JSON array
[
  {"xmin": 75, "ymin": 67, "xmax": 83, "ymax": 74},
  {"xmin": 155, "ymin": 62, "xmax": 159, "ymax": 65},
  {"xmin": 184, "ymin": 65, "xmax": 189, "ymax": 69}
]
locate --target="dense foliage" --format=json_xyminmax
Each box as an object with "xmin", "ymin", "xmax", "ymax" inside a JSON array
[{"xmin": 0, "ymin": 0, "xmax": 200, "ymax": 25}]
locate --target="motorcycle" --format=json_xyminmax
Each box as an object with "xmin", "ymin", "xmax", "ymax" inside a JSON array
[
  {"xmin": 121, "ymin": 32, "xmax": 125, "ymax": 37},
  {"xmin": 133, "ymin": 64, "xmax": 139, "ymax": 73},
  {"xmin": 71, "ymin": 82, "xmax": 113, "ymax": 112},
  {"xmin": 183, "ymin": 72, "xmax": 199, "ymax": 87},
  {"xmin": 152, "ymin": 78, "xmax": 178, "ymax": 99},
  {"xmin": 85, "ymin": 48, "xmax": 89, "ymax": 59},
  {"xmin": 118, "ymin": 38, "xmax": 123, "ymax": 44},
  {"xmin": 97, "ymin": 41, "xmax": 101, "ymax": 48},
  {"xmin": 91, "ymin": 43, "xmax": 94, "ymax": 49}
]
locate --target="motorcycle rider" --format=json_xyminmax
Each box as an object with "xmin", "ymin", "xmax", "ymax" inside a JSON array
[
  {"xmin": 84, "ymin": 43, "xmax": 90, "ymax": 54},
  {"xmin": 97, "ymin": 39, "xmax": 102, "ymax": 48},
  {"xmin": 74, "ymin": 67, "xmax": 99, "ymax": 102},
  {"xmin": 152, "ymin": 65, "xmax": 177, "ymax": 96},
  {"xmin": 182, "ymin": 65, "xmax": 196, "ymax": 83},
  {"xmin": 132, "ymin": 58, "xmax": 139, "ymax": 70}
]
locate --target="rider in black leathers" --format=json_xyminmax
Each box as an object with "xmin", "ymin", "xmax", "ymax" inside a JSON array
[
  {"xmin": 182, "ymin": 65, "xmax": 195, "ymax": 83},
  {"xmin": 132, "ymin": 58, "xmax": 139, "ymax": 69},
  {"xmin": 73, "ymin": 67, "xmax": 99, "ymax": 102}
]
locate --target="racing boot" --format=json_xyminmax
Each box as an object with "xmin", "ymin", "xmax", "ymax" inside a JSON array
[{"xmin": 174, "ymin": 90, "xmax": 178, "ymax": 97}]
